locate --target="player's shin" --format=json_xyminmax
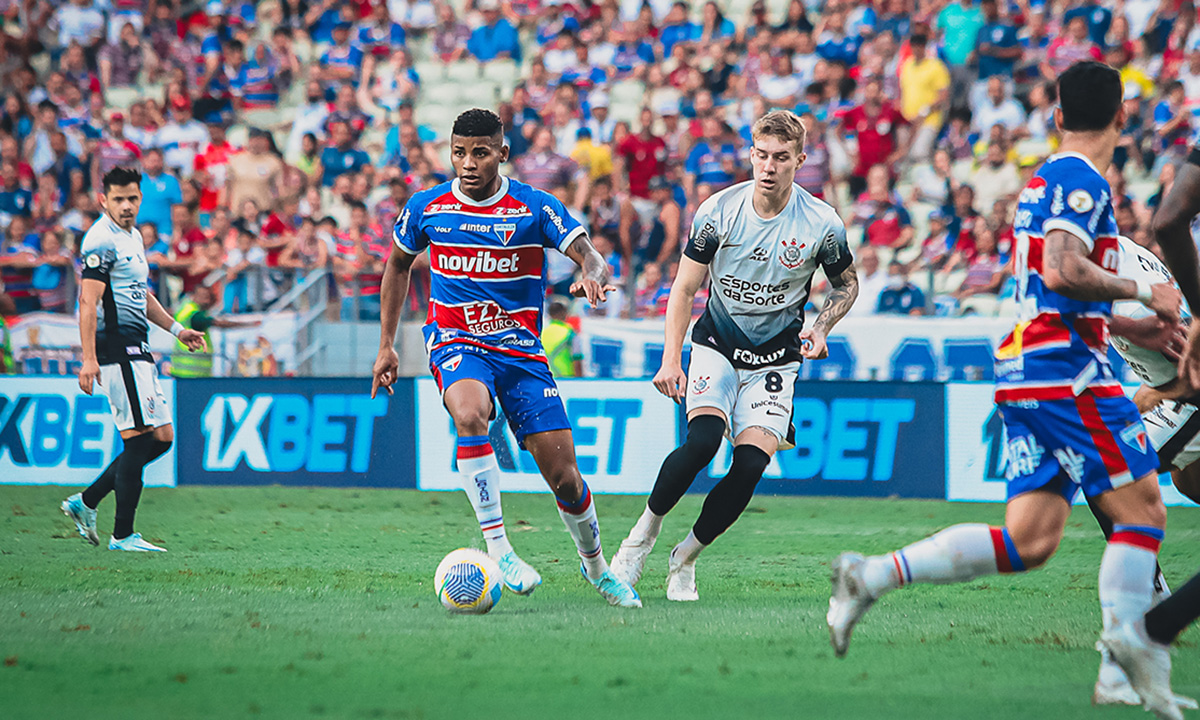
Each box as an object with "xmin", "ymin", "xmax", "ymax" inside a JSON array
[
  {"xmin": 456, "ymin": 436, "xmax": 513, "ymax": 557},
  {"xmin": 861, "ymin": 524, "xmax": 1019, "ymax": 598},
  {"xmin": 647, "ymin": 415, "xmax": 726, "ymax": 516},
  {"xmin": 556, "ymin": 481, "xmax": 607, "ymax": 579},
  {"xmin": 1087, "ymin": 493, "xmax": 1170, "ymax": 598},
  {"xmin": 113, "ymin": 434, "xmax": 157, "ymax": 539},
  {"xmin": 690, "ymin": 444, "xmax": 771, "ymax": 547},
  {"xmin": 82, "ymin": 454, "xmax": 121, "ymax": 509},
  {"xmin": 1100, "ymin": 525, "xmax": 1164, "ymax": 628}
]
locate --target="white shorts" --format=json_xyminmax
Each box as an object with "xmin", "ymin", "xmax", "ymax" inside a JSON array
[
  {"xmin": 685, "ymin": 344, "xmax": 799, "ymax": 450},
  {"xmin": 99, "ymin": 360, "xmax": 171, "ymax": 432},
  {"xmin": 1143, "ymin": 400, "xmax": 1200, "ymax": 471}
]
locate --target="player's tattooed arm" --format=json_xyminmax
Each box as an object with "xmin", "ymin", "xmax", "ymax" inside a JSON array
[
  {"xmin": 565, "ymin": 234, "xmax": 617, "ymax": 305},
  {"xmin": 812, "ymin": 264, "xmax": 859, "ymax": 337},
  {"xmin": 1044, "ymin": 230, "xmax": 1179, "ymax": 322}
]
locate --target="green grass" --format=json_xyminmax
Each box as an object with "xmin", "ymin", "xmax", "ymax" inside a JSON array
[{"xmin": 1, "ymin": 486, "xmax": 1197, "ymax": 720}]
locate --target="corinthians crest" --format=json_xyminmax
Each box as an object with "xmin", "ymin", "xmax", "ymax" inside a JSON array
[{"xmin": 779, "ymin": 238, "xmax": 805, "ymax": 269}]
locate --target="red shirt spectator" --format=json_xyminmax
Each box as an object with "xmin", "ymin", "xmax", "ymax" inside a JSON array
[
  {"xmin": 617, "ymin": 110, "xmax": 667, "ymax": 199},
  {"xmin": 841, "ymin": 90, "xmax": 908, "ymax": 182}
]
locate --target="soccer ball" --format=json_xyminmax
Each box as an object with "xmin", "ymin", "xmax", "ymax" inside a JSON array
[{"xmin": 435, "ymin": 548, "xmax": 503, "ymax": 614}]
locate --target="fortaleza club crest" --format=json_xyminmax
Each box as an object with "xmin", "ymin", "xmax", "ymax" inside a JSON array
[
  {"xmin": 779, "ymin": 238, "xmax": 805, "ymax": 269},
  {"xmin": 442, "ymin": 355, "xmax": 463, "ymax": 372},
  {"xmin": 692, "ymin": 376, "xmax": 711, "ymax": 394},
  {"xmin": 494, "ymin": 223, "xmax": 517, "ymax": 245},
  {"xmin": 1120, "ymin": 424, "xmax": 1148, "ymax": 453}
]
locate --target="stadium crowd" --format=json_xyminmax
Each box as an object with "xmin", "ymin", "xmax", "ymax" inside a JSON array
[{"xmin": 0, "ymin": 0, "xmax": 1199, "ymax": 330}]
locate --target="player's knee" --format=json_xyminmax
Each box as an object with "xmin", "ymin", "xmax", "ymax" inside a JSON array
[
  {"xmin": 683, "ymin": 414, "xmax": 726, "ymax": 463},
  {"xmin": 546, "ymin": 465, "xmax": 583, "ymax": 500},
  {"xmin": 451, "ymin": 409, "xmax": 491, "ymax": 437},
  {"xmin": 1009, "ymin": 529, "xmax": 1060, "ymax": 569}
]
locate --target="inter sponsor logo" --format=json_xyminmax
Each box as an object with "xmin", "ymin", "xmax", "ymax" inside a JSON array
[{"xmin": 459, "ymin": 223, "xmax": 491, "ymax": 233}]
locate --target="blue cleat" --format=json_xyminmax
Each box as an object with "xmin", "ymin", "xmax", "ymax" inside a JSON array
[
  {"xmin": 61, "ymin": 493, "xmax": 99, "ymax": 546},
  {"xmin": 496, "ymin": 551, "xmax": 541, "ymax": 595},
  {"xmin": 583, "ymin": 564, "xmax": 642, "ymax": 608},
  {"xmin": 108, "ymin": 533, "xmax": 167, "ymax": 552}
]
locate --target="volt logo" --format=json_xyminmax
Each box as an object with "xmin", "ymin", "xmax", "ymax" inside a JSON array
[{"xmin": 201, "ymin": 394, "xmax": 388, "ymax": 472}]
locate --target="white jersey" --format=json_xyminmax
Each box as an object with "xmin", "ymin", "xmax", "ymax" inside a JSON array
[
  {"xmin": 1111, "ymin": 237, "xmax": 1191, "ymax": 388},
  {"xmin": 683, "ymin": 181, "xmax": 850, "ymax": 369},
  {"xmin": 80, "ymin": 215, "xmax": 152, "ymax": 365}
]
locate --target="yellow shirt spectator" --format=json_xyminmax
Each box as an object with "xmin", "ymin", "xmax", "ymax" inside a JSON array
[
  {"xmin": 899, "ymin": 48, "xmax": 951, "ymax": 128},
  {"xmin": 570, "ymin": 135, "xmax": 614, "ymax": 182}
]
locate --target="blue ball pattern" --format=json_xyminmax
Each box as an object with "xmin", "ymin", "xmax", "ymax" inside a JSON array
[{"xmin": 442, "ymin": 562, "xmax": 488, "ymax": 607}]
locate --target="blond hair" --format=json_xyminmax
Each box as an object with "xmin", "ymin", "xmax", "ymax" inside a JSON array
[{"xmin": 751, "ymin": 110, "xmax": 807, "ymax": 153}]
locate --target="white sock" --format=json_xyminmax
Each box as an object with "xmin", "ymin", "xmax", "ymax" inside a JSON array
[
  {"xmin": 630, "ymin": 505, "xmax": 664, "ymax": 543},
  {"xmin": 862, "ymin": 523, "xmax": 1010, "ymax": 598},
  {"xmin": 557, "ymin": 482, "xmax": 608, "ymax": 579},
  {"xmin": 1100, "ymin": 525, "xmax": 1163, "ymax": 629},
  {"xmin": 673, "ymin": 529, "xmax": 707, "ymax": 564},
  {"xmin": 456, "ymin": 436, "xmax": 513, "ymax": 558}
]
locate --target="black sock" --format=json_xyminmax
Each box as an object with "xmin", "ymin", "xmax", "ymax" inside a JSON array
[
  {"xmin": 1146, "ymin": 568, "xmax": 1200, "ymax": 645},
  {"xmin": 692, "ymin": 444, "xmax": 771, "ymax": 545},
  {"xmin": 1086, "ymin": 493, "xmax": 1168, "ymax": 594},
  {"xmin": 81, "ymin": 455, "xmax": 121, "ymax": 509},
  {"xmin": 647, "ymin": 415, "xmax": 726, "ymax": 516},
  {"xmin": 112, "ymin": 433, "xmax": 165, "ymax": 539}
]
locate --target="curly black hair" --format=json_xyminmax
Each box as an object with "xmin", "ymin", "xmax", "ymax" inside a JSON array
[
  {"xmin": 452, "ymin": 108, "xmax": 504, "ymax": 139},
  {"xmin": 102, "ymin": 166, "xmax": 142, "ymax": 192}
]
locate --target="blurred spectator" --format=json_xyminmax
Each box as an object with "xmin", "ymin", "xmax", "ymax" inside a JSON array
[
  {"xmin": 972, "ymin": 77, "xmax": 1027, "ymax": 137},
  {"xmin": 54, "ymin": 0, "xmax": 106, "ymax": 52},
  {"xmin": 320, "ymin": 121, "xmax": 371, "ymax": 187},
  {"xmin": 899, "ymin": 32, "xmax": 950, "ymax": 161},
  {"xmin": 570, "ymin": 128, "xmax": 614, "ymax": 182},
  {"xmin": 137, "ymin": 149, "xmax": 182, "ymax": 237},
  {"xmin": 847, "ymin": 245, "xmax": 886, "ymax": 318},
  {"xmin": 468, "ymin": 0, "xmax": 522, "ymax": 63},
  {"xmin": 0, "ymin": 161, "xmax": 33, "ymax": 229},
  {"xmin": 909, "ymin": 148, "xmax": 957, "ymax": 210},
  {"xmin": 1045, "ymin": 14, "xmax": 1102, "ymax": 77},
  {"xmin": 684, "ymin": 116, "xmax": 740, "ymax": 198},
  {"xmin": 318, "ymin": 22, "xmax": 366, "ymax": 92},
  {"xmin": 515, "ymin": 126, "xmax": 582, "ymax": 200},
  {"xmin": 952, "ymin": 225, "xmax": 1007, "ymax": 301},
  {"xmin": 1153, "ymin": 81, "xmax": 1191, "ymax": 167},
  {"xmin": 877, "ymin": 261, "xmax": 926, "ymax": 316},
  {"xmin": 0, "ymin": 218, "xmax": 37, "ymax": 313},
  {"xmin": 155, "ymin": 97, "xmax": 209, "ymax": 175},
  {"xmin": 542, "ymin": 297, "xmax": 584, "ymax": 378},
  {"xmin": 224, "ymin": 227, "xmax": 268, "ymax": 313},
  {"xmin": 795, "ymin": 113, "xmax": 836, "ymax": 205},
  {"xmin": 228, "ymin": 128, "xmax": 284, "ymax": 213},
  {"xmin": 98, "ymin": 23, "xmax": 149, "ymax": 89},
  {"xmin": 936, "ymin": 0, "xmax": 985, "ymax": 101},
  {"xmin": 279, "ymin": 217, "xmax": 330, "ymax": 278},
  {"xmin": 971, "ymin": 141, "xmax": 1021, "ymax": 220},
  {"xmin": 634, "ymin": 261, "xmax": 671, "ymax": 317},
  {"xmin": 852, "ymin": 165, "xmax": 914, "ymax": 249},
  {"xmin": 432, "ymin": 3, "xmax": 472, "ymax": 63},
  {"xmin": 140, "ymin": 222, "xmax": 170, "ymax": 298},
  {"xmin": 838, "ymin": 77, "xmax": 909, "ymax": 196},
  {"xmin": 914, "ymin": 208, "xmax": 956, "ymax": 272}
]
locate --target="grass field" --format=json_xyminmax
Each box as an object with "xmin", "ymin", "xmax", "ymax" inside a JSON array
[{"xmin": 1, "ymin": 486, "xmax": 1197, "ymax": 720}]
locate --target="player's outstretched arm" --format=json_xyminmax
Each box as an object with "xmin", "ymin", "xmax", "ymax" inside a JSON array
[
  {"xmin": 654, "ymin": 256, "xmax": 707, "ymax": 402},
  {"xmin": 564, "ymin": 234, "xmax": 617, "ymax": 306},
  {"xmin": 803, "ymin": 264, "xmax": 859, "ymax": 360},
  {"xmin": 77, "ymin": 278, "xmax": 104, "ymax": 396},
  {"xmin": 1043, "ymin": 230, "xmax": 1180, "ymax": 322},
  {"xmin": 372, "ymin": 249, "xmax": 418, "ymax": 398}
]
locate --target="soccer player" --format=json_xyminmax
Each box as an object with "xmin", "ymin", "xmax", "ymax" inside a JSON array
[
  {"xmin": 1094, "ymin": 235, "xmax": 1199, "ymax": 708},
  {"xmin": 826, "ymin": 62, "xmax": 1187, "ymax": 719},
  {"xmin": 609, "ymin": 110, "xmax": 858, "ymax": 601},
  {"xmin": 370, "ymin": 109, "xmax": 640, "ymax": 608},
  {"xmin": 60, "ymin": 166, "xmax": 207, "ymax": 552}
]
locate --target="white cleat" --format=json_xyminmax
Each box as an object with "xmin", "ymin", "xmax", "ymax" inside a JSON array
[
  {"xmin": 665, "ymin": 547, "xmax": 699, "ymax": 602},
  {"xmin": 107, "ymin": 533, "xmax": 167, "ymax": 552},
  {"xmin": 495, "ymin": 551, "xmax": 541, "ymax": 595},
  {"xmin": 827, "ymin": 552, "xmax": 876, "ymax": 658},
  {"xmin": 1095, "ymin": 644, "xmax": 1199, "ymax": 710},
  {"xmin": 1101, "ymin": 621, "xmax": 1184, "ymax": 720},
  {"xmin": 610, "ymin": 531, "xmax": 657, "ymax": 587},
  {"xmin": 61, "ymin": 493, "xmax": 99, "ymax": 546}
]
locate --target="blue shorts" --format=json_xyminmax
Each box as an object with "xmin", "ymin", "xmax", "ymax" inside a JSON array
[
  {"xmin": 429, "ymin": 344, "xmax": 570, "ymax": 447},
  {"xmin": 998, "ymin": 386, "xmax": 1158, "ymax": 503}
]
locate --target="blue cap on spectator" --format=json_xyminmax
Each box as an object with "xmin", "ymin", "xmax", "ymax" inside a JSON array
[
  {"xmin": 576, "ymin": 127, "xmax": 593, "ymax": 139},
  {"xmin": 333, "ymin": 20, "xmax": 352, "ymax": 31},
  {"xmin": 929, "ymin": 208, "xmax": 950, "ymax": 222}
]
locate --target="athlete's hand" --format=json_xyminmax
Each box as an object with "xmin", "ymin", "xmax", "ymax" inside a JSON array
[
  {"xmin": 1179, "ymin": 321, "xmax": 1200, "ymax": 392},
  {"xmin": 799, "ymin": 328, "xmax": 828, "ymax": 360},
  {"xmin": 78, "ymin": 359, "xmax": 100, "ymax": 396},
  {"xmin": 1148, "ymin": 282, "xmax": 1182, "ymax": 325},
  {"xmin": 178, "ymin": 329, "xmax": 208, "ymax": 353},
  {"xmin": 653, "ymin": 362, "xmax": 688, "ymax": 403},
  {"xmin": 1114, "ymin": 316, "xmax": 1187, "ymax": 361},
  {"xmin": 371, "ymin": 347, "xmax": 400, "ymax": 398},
  {"xmin": 570, "ymin": 278, "xmax": 618, "ymax": 305}
]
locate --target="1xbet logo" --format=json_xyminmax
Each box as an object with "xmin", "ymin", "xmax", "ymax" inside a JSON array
[{"xmin": 200, "ymin": 394, "xmax": 388, "ymax": 472}]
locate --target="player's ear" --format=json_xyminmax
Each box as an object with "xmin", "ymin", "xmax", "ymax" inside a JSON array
[
  {"xmin": 1053, "ymin": 106, "xmax": 1064, "ymax": 134},
  {"xmin": 499, "ymin": 142, "xmax": 510, "ymax": 164}
]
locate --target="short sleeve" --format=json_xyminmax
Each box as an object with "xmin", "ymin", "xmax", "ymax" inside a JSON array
[
  {"xmin": 392, "ymin": 195, "xmax": 427, "ymax": 255},
  {"xmin": 1042, "ymin": 173, "xmax": 1111, "ymax": 251},
  {"xmin": 80, "ymin": 233, "xmax": 117, "ymax": 281},
  {"xmin": 817, "ymin": 215, "xmax": 853, "ymax": 277},
  {"xmin": 538, "ymin": 191, "xmax": 585, "ymax": 252},
  {"xmin": 683, "ymin": 196, "xmax": 721, "ymax": 265}
]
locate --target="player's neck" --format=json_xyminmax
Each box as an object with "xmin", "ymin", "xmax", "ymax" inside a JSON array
[
  {"xmin": 104, "ymin": 211, "xmax": 133, "ymax": 232},
  {"xmin": 1057, "ymin": 132, "xmax": 1117, "ymax": 176},
  {"xmin": 752, "ymin": 185, "xmax": 791, "ymax": 219},
  {"xmin": 458, "ymin": 176, "xmax": 504, "ymax": 203}
]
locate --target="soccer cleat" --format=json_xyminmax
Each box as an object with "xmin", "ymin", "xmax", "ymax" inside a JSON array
[
  {"xmin": 495, "ymin": 551, "xmax": 541, "ymax": 595},
  {"xmin": 665, "ymin": 547, "xmax": 699, "ymax": 602},
  {"xmin": 61, "ymin": 493, "xmax": 99, "ymax": 546},
  {"xmin": 827, "ymin": 552, "xmax": 876, "ymax": 658},
  {"xmin": 108, "ymin": 533, "xmax": 167, "ymax": 552},
  {"xmin": 1101, "ymin": 621, "xmax": 1184, "ymax": 720},
  {"xmin": 1094, "ymin": 643, "xmax": 1199, "ymax": 710},
  {"xmin": 610, "ymin": 530, "xmax": 658, "ymax": 587},
  {"xmin": 583, "ymin": 564, "xmax": 642, "ymax": 608}
]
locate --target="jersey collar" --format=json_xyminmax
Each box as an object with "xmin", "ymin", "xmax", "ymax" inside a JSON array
[
  {"xmin": 451, "ymin": 175, "xmax": 509, "ymax": 207},
  {"xmin": 1049, "ymin": 151, "xmax": 1101, "ymax": 175}
]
